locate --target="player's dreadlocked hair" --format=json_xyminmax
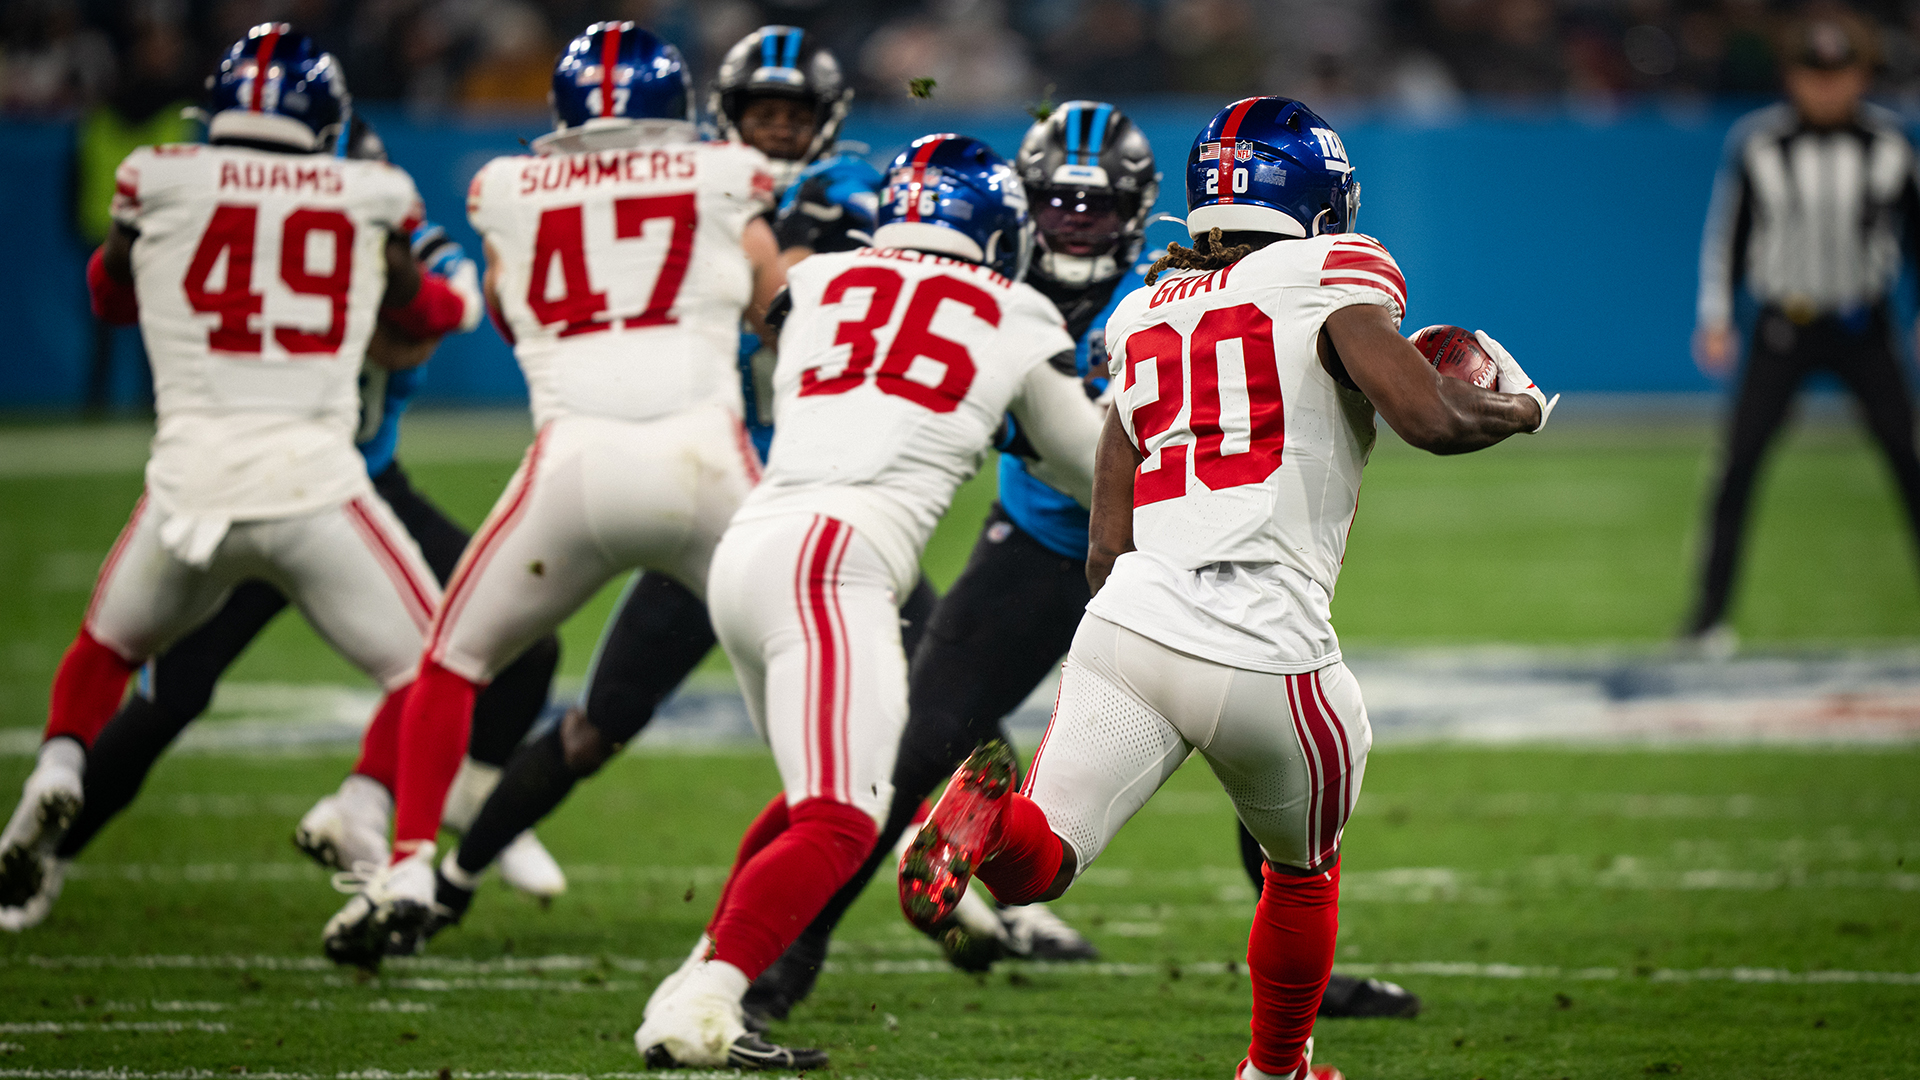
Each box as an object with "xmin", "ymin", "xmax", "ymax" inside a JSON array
[{"xmin": 1145, "ymin": 227, "xmax": 1254, "ymax": 285}]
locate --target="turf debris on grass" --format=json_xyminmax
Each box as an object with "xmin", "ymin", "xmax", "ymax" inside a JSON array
[{"xmin": 0, "ymin": 746, "xmax": 1913, "ymax": 1078}]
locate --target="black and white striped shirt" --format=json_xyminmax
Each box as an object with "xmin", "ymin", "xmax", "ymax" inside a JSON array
[{"xmin": 1698, "ymin": 102, "xmax": 1920, "ymax": 328}]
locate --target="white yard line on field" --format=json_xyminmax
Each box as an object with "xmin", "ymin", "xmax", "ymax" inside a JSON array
[
  {"xmin": 0, "ymin": 1021, "xmax": 228, "ymax": 1034},
  {"xmin": 11, "ymin": 954, "xmax": 1919, "ymax": 987}
]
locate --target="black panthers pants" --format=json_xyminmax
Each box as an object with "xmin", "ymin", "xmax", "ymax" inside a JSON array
[
  {"xmin": 1690, "ymin": 304, "xmax": 1920, "ymax": 633},
  {"xmin": 800, "ymin": 503, "xmax": 1093, "ymax": 938},
  {"xmin": 57, "ymin": 462, "xmax": 561, "ymax": 857}
]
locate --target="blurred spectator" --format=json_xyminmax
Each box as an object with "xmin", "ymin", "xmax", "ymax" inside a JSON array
[
  {"xmin": 862, "ymin": 0, "xmax": 1039, "ymax": 105},
  {"xmin": 1, "ymin": 0, "xmax": 112, "ymax": 114},
  {"xmin": 1157, "ymin": 0, "xmax": 1264, "ymax": 98},
  {"xmin": 72, "ymin": 17, "xmax": 196, "ymax": 413},
  {"xmin": 1040, "ymin": 0, "xmax": 1166, "ymax": 99}
]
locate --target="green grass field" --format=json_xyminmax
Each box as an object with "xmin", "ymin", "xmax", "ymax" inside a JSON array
[
  {"xmin": 3, "ymin": 409, "xmax": 1917, "ymax": 726},
  {"xmin": 0, "ymin": 410, "xmax": 1917, "ymax": 1077},
  {"xmin": 0, "ymin": 745, "xmax": 1914, "ymax": 1078}
]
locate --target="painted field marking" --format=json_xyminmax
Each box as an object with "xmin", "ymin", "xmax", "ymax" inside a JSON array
[
  {"xmin": 10, "ymin": 954, "xmax": 1918, "ymax": 987},
  {"xmin": 0, "ymin": 1021, "xmax": 228, "ymax": 1034}
]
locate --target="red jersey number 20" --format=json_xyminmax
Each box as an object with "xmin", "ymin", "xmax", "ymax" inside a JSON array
[{"xmin": 1123, "ymin": 303, "xmax": 1285, "ymax": 506}]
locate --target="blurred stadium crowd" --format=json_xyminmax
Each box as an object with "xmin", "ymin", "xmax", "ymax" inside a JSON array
[{"xmin": 10, "ymin": 0, "xmax": 1920, "ymax": 123}]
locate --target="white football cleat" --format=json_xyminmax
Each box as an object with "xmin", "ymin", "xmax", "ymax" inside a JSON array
[
  {"xmin": 0, "ymin": 857, "xmax": 68, "ymax": 932},
  {"xmin": 497, "ymin": 830, "xmax": 567, "ymax": 900},
  {"xmin": 999, "ymin": 901, "xmax": 1100, "ymax": 961},
  {"xmin": 636, "ymin": 958, "xmax": 751, "ymax": 1067},
  {"xmin": 0, "ymin": 738, "xmax": 84, "ymax": 912},
  {"xmin": 295, "ymin": 774, "xmax": 391, "ymax": 872},
  {"xmin": 322, "ymin": 843, "xmax": 441, "ymax": 969}
]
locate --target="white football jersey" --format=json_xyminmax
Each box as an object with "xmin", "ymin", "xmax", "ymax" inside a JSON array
[
  {"xmin": 1085, "ymin": 233, "xmax": 1407, "ymax": 674},
  {"xmin": 468, "ymin": 134, "xmax": 774, "ymax": 429},
  {"xmin": 736, "ymin": 247, "xmax": 1085, "ymax": 590},
  {"xmin": 112, "ymin": 143, "xmax": 423, "ymax": 521}
]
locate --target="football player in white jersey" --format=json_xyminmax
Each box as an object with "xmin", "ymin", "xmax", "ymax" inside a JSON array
[
  {"xmin": 634, "ymin": 134, "xmax": 1105, "ymax": 1070},
  {"xmin": 317, "ymin": 21, "xmax": 786, "ymax": 967},
  {"xmin": 898, "ymin": 98, "xmax": 1558, "ymax": 1080},
  {"xmin": 0, "ymin": 25, "xmax": 473, "ymax": 917}
]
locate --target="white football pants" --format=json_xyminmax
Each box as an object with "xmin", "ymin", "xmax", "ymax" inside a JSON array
[
  {"xmin": 85, "ymin": 492, "xmax": 438, "ymax": 690},
  {"xmin": 707, "ymin": 514, "xmax": 907, "ymax": 824},
  {"xmin": 1025, "ymin": 614, "xmax": 1372, "ymax": 874},
  {"xmin": 427, "ymin": 406, "xmax": 759, "ymax": 683}
]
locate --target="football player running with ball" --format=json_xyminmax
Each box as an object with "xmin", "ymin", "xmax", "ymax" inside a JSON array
[
  {"xmin": 320, "ymin": 21, "xmax": 785, "ymax": 966},
  {"xmin": 0, "ymin": 25, "xmax": 471, "ymax": 923},
  {"xmin": 900, "ymin": 98, "xmax": 1556, "ymax": 1080},
  {"xmin": 635, "ymin": 135, "xmax": 1104, "ymax": 1070}
]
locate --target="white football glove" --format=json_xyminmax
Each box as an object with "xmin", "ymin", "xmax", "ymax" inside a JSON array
[{"xmin": 1474, "ymin": 329, "xmax": 1558, "ymax": 433}]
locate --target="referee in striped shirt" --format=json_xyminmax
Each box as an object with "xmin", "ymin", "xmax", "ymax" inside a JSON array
[{"xmin": 1690, "ymin": 12, "xmax": 1920, "ymax": 650}]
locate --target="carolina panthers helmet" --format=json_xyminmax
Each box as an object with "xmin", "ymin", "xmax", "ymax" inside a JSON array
[
  {"xmin": 710, "ymin": 26, "xmax": 851, "ymax": 189},
  {"xmin": 1185, "ymin": 97, "xmax": 1359, "ymax": 239},
  {"xmin": 205, "ymin": 23, "xmax": 349, "ymax": 152},
  {"xmin": 875, "ymin": 134, "xmax": 1032, "ymax": 281},
  {"xmin": 1016, "ymin": 101, "xmax": 1158, "ymax": 286},
  {"xmin": 550, "ymin": 22, "xmax": 693, "ymax": 131}
]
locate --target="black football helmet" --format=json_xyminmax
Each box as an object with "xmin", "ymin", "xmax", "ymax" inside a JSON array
[
  {"xmin": 709, "ymin": 25, "xmax": 852, "ymax": 191},
  {"xmin": 1015, "ymin": 101, "xmax": 1159, "ymax": 287}
]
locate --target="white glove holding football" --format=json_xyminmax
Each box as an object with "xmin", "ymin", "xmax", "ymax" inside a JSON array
[{"xmin": 1475, "ymin": 329, "xmax": 1558, "ymax": 433}]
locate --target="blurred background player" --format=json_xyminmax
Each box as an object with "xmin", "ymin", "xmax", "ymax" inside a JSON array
[
  {"xmin": 431, "ymin": 24, "xmax": 939, "ymax": 929},
  {"xmin": 635, "ymin": 134, "xmax": 1104, "ymax": 1070},
  {"xmin": 6, "ymin": 114, "xmax": 568, "ymax": 934},
  {"xmin": 320, "ymin": 20, "xmax": 785, "ymax": 967},
  {"xmin": 738, "ymin": 98, "xmax": 1155, "ymax": 1025},
  {"xmin": 897, "ymin": 97, "xmax": 1555, "ymax": 1080},
  {"xmin": 1689, "ymin": 10, "xmax": 1920, "ymax": 655},
  {"xmin": 0, "ymin": 25, "xmax": 470, "ymax": 927}
]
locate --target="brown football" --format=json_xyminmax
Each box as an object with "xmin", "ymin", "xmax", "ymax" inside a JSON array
[{"xmin": 1410, "ymin": 324, "xmax": 1497, "ymax": 389}]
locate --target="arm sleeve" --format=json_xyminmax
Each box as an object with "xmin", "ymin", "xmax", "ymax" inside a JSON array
[
  {"xmin": 109, "ymin": 155, "xmax": 143, "ymax": 230},
  {"xmin": 382, "ymin": 272, "xmax": 469, "ymax": 339},
  {"xmin": 1009, "ymin": 358, "xmax": 1104, "ymax": 509},
  {"xmin": 87, "ymin": 245, "xmax": 138, "ymax": 325},
  {"xmin": 1698, "ymin": 128, "xmax": 1753, "ymax": 330}
]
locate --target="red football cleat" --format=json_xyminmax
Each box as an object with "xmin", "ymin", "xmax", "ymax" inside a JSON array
[{"xmin": 898, "ymin": 739, "xmax": 1016, "ymax": 932}]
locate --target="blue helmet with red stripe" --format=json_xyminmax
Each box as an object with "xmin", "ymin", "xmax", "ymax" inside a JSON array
[
  {"xmin": 205, "ymin": 24, "xmax": 349, "ymax": 152},
  {"xmin": 875, "ymin": 134, "xmax": 1032, "ymax": 280},
  {"xmin": 1185, "ymin": 97, "xmax": 1358, "ymax": 239},
  {"xmin": 550, "ymin": 22, "xmax": 693, "ymax": 131}
]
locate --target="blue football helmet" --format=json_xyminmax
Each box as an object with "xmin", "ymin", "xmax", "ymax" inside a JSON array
[
  {"xmin": 551, "ymin": 22, "xmax": 693, "ymax": 130},
  {"xmin": 874, "ymin": 134, "xmax": 1032, "ymax": 281},
  {"xmin": 1185, "ymin": 97, "xmax": 1359, "ymax": 239},
  {"xmin": 205, "ymin": 24, "xmax": 349, "ymax": 152}
]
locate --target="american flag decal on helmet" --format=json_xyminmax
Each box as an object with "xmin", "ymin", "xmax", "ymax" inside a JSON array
[{"xmin": 1320, "ymin": 235, "xmax": 1407, "ymax": 316}]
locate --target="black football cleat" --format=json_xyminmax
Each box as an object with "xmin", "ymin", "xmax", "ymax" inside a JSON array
[
  {"xmin": 1319, "ymin": 974, "xmax": 1421, "ymax": 1018},
  {"xmin": 743, "ymin": 930, "xmax": 828, "ymax": 1032},
  {"xmin": 899, "ymin": 739, "xmax": 1015, "ymax": 933}
]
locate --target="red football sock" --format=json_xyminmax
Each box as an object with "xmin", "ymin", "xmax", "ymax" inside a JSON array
[
  {"xmin": 391, "ymin": 661, "xmax": 475, "ymax": 857},
  {"xmin": 706, "ymin": 794, "xmax": 791, "ymax": 939},
  {"xmin": 44, "ymin": 629, "xmax": 137, "ymax": 748},
  {"xmin": 709, "ymin": 798, "xmax": 876, "ymax": 981},
  {"xmin": 975, "ymin": 792, "xmax": 1065, "ymax": 905},
  {"xmin": 1246, "ymin": 858, "xmax": 1341, "ymax": 1078},
  {"xmin": 351, "ymin": 686, "xmax": 409, "ymax": 791}
]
